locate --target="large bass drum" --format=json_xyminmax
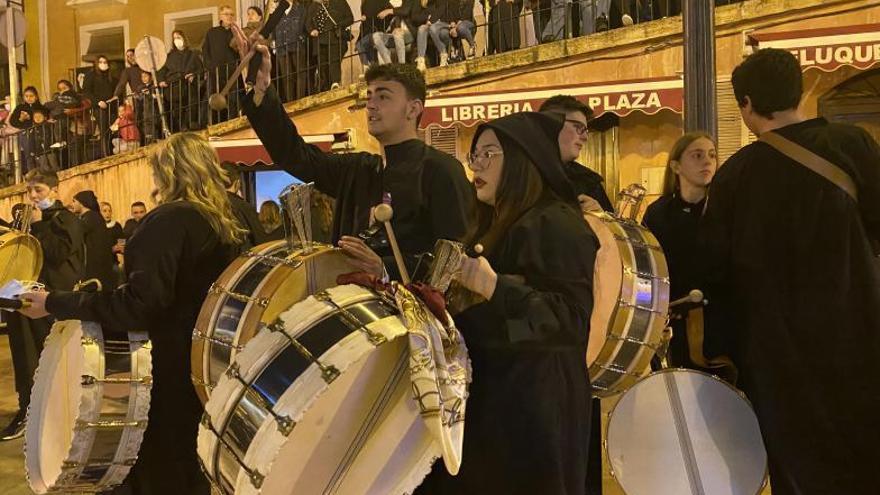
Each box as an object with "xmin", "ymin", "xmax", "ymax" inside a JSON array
[
  {"xmin": 606, "ymin": 369, "xmax": 768, "ymax": 495},
  {"xmin": 192, "ymin": 241, "xmax": 352, "ymax": 403},
  {"xmin": 0, "ymin": 224, "xmax": 43, "ymax": 286},
  {"xmin": 25, "ymin": 320, "xmax": 152, "ymax": 493},
  {"xmin": 198, "ymin": 283, "xmax": 469, "ymax": 495},
  {"xmin": 585, "ymin": 207, "xmax": 669, "ymax": 397}
]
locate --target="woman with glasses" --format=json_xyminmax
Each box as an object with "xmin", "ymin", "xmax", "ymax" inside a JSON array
[
  {"xmin": 642, "ymin": 132, "xmax": 717, "ymax": 368},
  {"xmin": 417, "ymin": 112, "xmax": 598, "ymax": 494}
]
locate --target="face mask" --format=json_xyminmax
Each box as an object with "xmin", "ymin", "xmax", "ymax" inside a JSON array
[
  {"xmin": 173, "ymin": 38, "xmax": 185, "ymax": 50},
  {"xmin": 98, "ymin": 62, "xmax": 109, "ymax": 71},
  {"xmin": 36, "ymin": 198, "xmax": 54, "ymax": 210}
]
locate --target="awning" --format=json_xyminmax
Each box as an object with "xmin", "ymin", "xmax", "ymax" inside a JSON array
[
  {"xmin": 748, "ymin": 24, "xmax": 880, "ymax": 72},
  {"xmin": 420, "ymin": 77, "xmax": 683, "ymax": 129},
  {"xmin": 209, "ymin": 131, "xmax": 352, "ymax": 165}
]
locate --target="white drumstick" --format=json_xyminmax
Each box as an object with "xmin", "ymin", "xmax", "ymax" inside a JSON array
[
  {"xmin": 669, "ymin": 289, "xmax": 704, "ymax": 308},
  {"xmin": 374, "ymin": 204, "xmax": 411, "ymax": 285}
]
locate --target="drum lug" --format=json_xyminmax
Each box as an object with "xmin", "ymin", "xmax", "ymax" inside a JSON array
[
  {"xmin": 608, "ymin": 334, "xmax": 660, "ymax": 350},
  {"xmin": 623, "ymin": 266, "xmax": 670, "ymax": 284},
  {"xmin": 245, "ymin": 250, "xmax": 304, "ymax": 269},
  {"xmin": 192, "ymin": 328, "xmax": 242, "ymax": 350},
  {"xmin": 249, "ymin": 469, "xmax": 265, "ymax": 489},
  {"xmin": 287, "ymin": 336, "xmax": 340, "ymax": 384},
  {"xmin": 275, "ymin": 414, "xmax": 296, "ymax": 436},
  {"xmin": 81, "ymin": 374, "xmax": 153, "ymax": 386},
  {"xmin": 209, "ymin": 283, "xmax": 271, "ymax": 308},
  {"xmin": 81, "ymin": 336, "xmax": 98, "ymax": 346},
  {"xmin": 225, "ymin": 362, "xmax": 242, "ymax": 381},
  {"xmin": 201, "ymin": 412, "xmax": 215, "ymax": 431},
  {"xmin": 617, "ymin": 298, "xmax": 664, "ymax": 315},
  {"xmin": 191, "ymin": 375, "xmax": 215, "ymax": 390}
]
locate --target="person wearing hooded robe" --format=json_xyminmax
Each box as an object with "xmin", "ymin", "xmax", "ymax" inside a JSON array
[
  {"xmin": 416, "ymin": 112, "xmax": 597, "ymax": 495},
  {"xmin": 71, "ymin": 190, "xmax": 117, "ymax": 291}
]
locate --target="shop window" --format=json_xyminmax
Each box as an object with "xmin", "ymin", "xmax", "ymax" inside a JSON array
[{"xmin": 425, "ymin": 125, "xmax": 459, "ymax": 160}]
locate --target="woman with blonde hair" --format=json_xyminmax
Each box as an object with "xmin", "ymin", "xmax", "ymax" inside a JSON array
[
  {"xmin": 642, "ymin": 131, "xmax": 717, "ymax": 368},
  {"xmin": 259, "ymin": 199, "xmax": 284, "ymax": 240},
  {"xmin": 20, "ymin": 132, "xmax": 244, "ymax": 494}
]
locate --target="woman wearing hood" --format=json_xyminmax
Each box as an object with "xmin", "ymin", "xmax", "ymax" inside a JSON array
[
  {"xmin": 417, "ymin": 112, "xmax": 598, "ymax": 494},
  {"xmin": 71, "ymin": 190, "xmax": 117, "ymax": 291},
  {"xmin": 159, "ymin": 30, "xmax": 205, "ymax": 132}
]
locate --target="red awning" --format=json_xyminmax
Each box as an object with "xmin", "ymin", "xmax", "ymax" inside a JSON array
[
  {"xmin": 209, "ymin": 132, "xmax": 351, "ymax": 165},
  {"xmin": 420, "ymin": 77, "xmax": 683, "ymax": 129},
  {"xmin": 748, "ymin": 24, "xmax": 880, "ymax": 72}
]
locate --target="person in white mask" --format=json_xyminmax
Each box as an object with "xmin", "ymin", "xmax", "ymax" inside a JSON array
[
  {"xmin": 82, "ymin": 54, "xmax": 119, "ymax": 157},
  {"xmin": 159, "ymin": 30, "xmax": 205, "ymax": 131}
]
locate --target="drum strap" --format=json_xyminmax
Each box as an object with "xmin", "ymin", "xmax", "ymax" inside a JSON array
[
  {"xmin": 685, "ymin": 308, "xmax": 738, "ymax": 385},
  {"xmin": 760, "ymin": 131, "xmax": 858, "ymax": 203}
]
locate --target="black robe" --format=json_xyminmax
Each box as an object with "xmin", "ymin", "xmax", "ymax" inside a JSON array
[
  {"xmin": 243, "ymin": 86, "xmax": 474, "ymax": 277},
  {"xmin": 80, "ymin": 209, "xmax": 118, "ymax": 291},
  {"xmin": 700, "ymin": 118, "xmax": 880, "ymax": 495},
  {"xmin": 418, "ymin": 197, "xmax": 597, "ymax": 495},
  {"xmin": 564, "ymin": 161, "xmax": 613, "ymax": 212},
  {"xmin": 642, "ymin": 193, "xmax": 704, "ymax": 368},
  {"xmin": 46, "ymin": 202, "xmax": 239, "ymax": 495},
  {"xmin": 488, "ymin": 0, "xmax": 522, "ymax": 54},
  {"xmin": 228, "ymin": 191, "xmax": 267, "ymax": 251}
]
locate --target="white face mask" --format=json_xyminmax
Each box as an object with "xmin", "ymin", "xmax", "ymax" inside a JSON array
[
  {"xmin": 98, "ymin": 62, "xmax": 109, "ymax": 71},
  {"xmin": 174, "ymin": 38, "xmax": 185, "ymax": 50},
  {"xmin": 36, "ymin": 198, "xmax": 54, "ymax": 210}
]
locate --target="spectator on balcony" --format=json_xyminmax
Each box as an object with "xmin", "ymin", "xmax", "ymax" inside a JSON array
[
  {"xmin": 111, "ymin": 99, "xmax": 140, "ymax": 154},
  {"xmin": 45, "ymin": 79, "xmax": 91, "ymax": 169},
  {"xmin": 82, "ymin": 55, "xmax": 118, "ymax": 158},
  {"xmin": 275, "ymin": 0, "xmax": 309, "ymax": 100},
  {"xmin": 577, "ymin": 0, "xmax": 611, "ymax": 36},
  {"xmin": 25, "ymin": 108, "xmax": 59, "ymax": 171},
  {"xmin": 203, "ymin": 5, "xmax": 240, "ymax": 120},
  {"xmin": 306, "ymin": 0, "xmax": 354, "ymax": 91},
  {"xmin": 373, "ymin": 0, "xmax": 416, "ymax": 65},
  {"xmin": 9, "ymin": 86, "xmax": 48, "ymax": 172},
  {"xmin": 114, "ymin": 49, "xmax": 147, "ymax": 99},
  {"xmin": 358, "ymin": 0, "xmax": 393, "ymax": 72},
  {"xmin": 448, "ymin": 0, "xmax": 477, "ymax": 60},
  {"xmin": 245, "ymin": 5, "xmax": 264, "ymax": 36},
  {"xmin": 160, "ymin": 30, "xmax": 205, "ymax": 132},
  {"xmin": 414, "ymin": 0, "xmax": 448, "ymax": 72},
  {"xmin": 136, "ymin": 71, "xmax": 162, "ymax": 143},
  {"xmin": 530, "ymin": 0, "xmax": 551, "ymax": 43},
  {"xmin": 487, "ymin": 0, "xmax": 522, "ymax": 54}
]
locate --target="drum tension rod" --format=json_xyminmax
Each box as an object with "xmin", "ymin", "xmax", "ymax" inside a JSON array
[
  {"xmin": 209, "ymin": 283, "xmax": 270, "ymax": 308},
  {"xmin": 313, "ymin": 291, "xmax": 387, "ymax": 345},
  {"xmin": 595, "ymin": 363, "xmax": 643, "ymax": 378},
  {"xmin": 607, "ymin": 333, "xmax": 661, "ymax": 350},
  {"xmin": 616, "ymin": 298, "xmax": 665, "ymax": 315},
  {"xmin": 288, "ymin": 337, "xmax": 341, "ymax": 384},
  {"xmin": 75, "ymin": 419, "xmax": 147, "ymax": 430},
  {"xmin": 81, "ymin": 374, "xmax": 153, "ymax": 386},
  {"xmin": 192, "ymin": 328, "xmax": 242, "ymax": 350},
  {"xmin": 245, "ymin": 250, "xmax": 304, "ymax": 269},
  {"xmin": 623, "ymin": 266, "xmax": 671, "ymax": 283}
]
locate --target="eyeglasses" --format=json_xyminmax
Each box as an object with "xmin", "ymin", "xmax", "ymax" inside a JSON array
[
  {"xmin": 565, "ymin": 119, "xmax": 589, "ymax": 137},
  {"xmin": 466, "ymin": 149, "xmax": 503, "ymax": 171}
]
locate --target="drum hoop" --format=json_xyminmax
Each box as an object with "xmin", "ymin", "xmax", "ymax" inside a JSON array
[{"xmin": 603, "ymin": 367, "xmax": 769, "ymax": 495}]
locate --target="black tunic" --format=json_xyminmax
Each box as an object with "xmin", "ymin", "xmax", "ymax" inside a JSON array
[
  {"xmin": 642, "ymin": 193, "xmax": 704, "ymax": 367},
  {"xmin": 80, "ymin": 209, "xmax": 118, "ymax": 291},
  {"xmin": 564, "ymin": 161, "xmax": 613, "ymax": 212},
  {"xmin": 418, "ymin": 198, "xmax": 597, "ymax": 495},
  {"xmin": 700, "ymin": 118, "xmax": 880, "ymax": 495},
  {"xmin": 243, "ymin": 87, "xmax": 474, "ymax": 275},
  {"xmin": 46, "ymin": 202, "xmax": 239, "ymax": 495},
  {"xmin": 32, "ymin": 201, "xmax": 85, "ymax": 291}
]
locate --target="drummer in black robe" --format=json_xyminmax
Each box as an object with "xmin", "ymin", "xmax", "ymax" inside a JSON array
[
  {"xmin": 700, "ymin": 48, "xmax": 880, "ymax": 495},
  {"xmin": 642, "ymin": 132, "xmax": 716, "ymax": 368},
  {"xmin": 418, "ymin": 112, "xmax": 597, "ymax": 495},
  {"xmin": 221, "ymin": 160, "xmax": 267, "ymax": 251},
  {"xmin": 71, "ymin": 190, "xmax": 118, "ymax": 291},
  {"xmin": 20, "ymin": 133, "xmax": 244, "ymax": 495},
  {"xmin": 540, "ymin": 95, "xmax": 613, "ymax": 213},
  {"xmin": 236, "ymin": 35, "xmax": 473, "ymax": 279}
]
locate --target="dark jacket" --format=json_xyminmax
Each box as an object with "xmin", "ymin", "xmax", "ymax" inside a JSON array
[
  {"xmin": 115, "ymin": 65, "xmax": 148, "ymax": 98},
  {"xmin": 305, "ymin": 0, "xmax": 355, "ymax": 44},
  {"xmin": 123, "ymin": 218, "xmax": 141, "ymax": 238},
  {"xmin": 275, "ymin": 1, "xmax": 309, "ymax": 53},
  {"xmin": 31, "ymin": 201, "xmax": 85, "ymax": 291},
  {"xmin": 82, "ymin": 69, "xmax": 118, "ymax": 106},
  {"xmin": 160, "ymin": 48, "xmax": 204, "ymax": 83},
  {"xmin": 201, "ymin": 25, "xmax": 238, "ymax": 70},
  {"xmin": 80, "ymin": 209, "xmax": 117, "ymax": 291},
  {"xmin": 228, "ymin": 192, "xmax": 267, "ymax": 251},
  {"xmin": 360, "ymin": 0, "xmax": 393, "ymax": 37},
  {"xmin": 428, "ymin": 0, "xmax": 452, "ymax": 23},
  {"xmin": 450, "ymin": 0, "xmax": 475, "ymax": 22},
  {"xmin": 563, "ymin": 161, "xmax": 613, "ymax": 212},
  {"xmin": 10, "ymin": 101, "xmax": 48, "ymax": 130}
]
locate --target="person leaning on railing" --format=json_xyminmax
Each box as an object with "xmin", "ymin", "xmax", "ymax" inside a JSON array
[
  {"xmin": 274, "ymin": 0, "xmax": 309, "ymax": 101},
  {"xmin": 159, "ymin": 30, "xmax": 205, "ymax": 133},
  {"xmin": 305, "ymin": 0, "xmax": 355, "ymax": 91}
]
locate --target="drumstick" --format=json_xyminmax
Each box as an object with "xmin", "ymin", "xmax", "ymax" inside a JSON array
[
  {"xmin": 669, "ymin": 289, "xmax": 705, "ymax": 308},
  {"xmin": 373, "ymin": 204, "xmax": 410, "ymax": 285}
]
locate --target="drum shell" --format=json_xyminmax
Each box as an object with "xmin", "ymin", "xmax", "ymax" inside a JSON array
[
  {"xmin": 192, "ymin": 241, "xmax": 352, "ymax": 403},
  {"xmin": 0, "ymin": 229, "xmax": 43, "ymax": 285},
  {"xmin": 585, "ymin": 211, "xmax": 669, "ymax": 397}
]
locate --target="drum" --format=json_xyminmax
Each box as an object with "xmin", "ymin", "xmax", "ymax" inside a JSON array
[
  {"xmin": 192, "ymin": 241, "xmax": 352, "ymax": 403},
  {"xmin": 0, "ymin": 226, "xmax": 43, "ymax": 287},
  {"xmin": 585, "ymin": 209, "xmax": 669, "ymax": 397},
  {"xmin": 606, "ymin": 369, "xmax": 768, "ymax": 495},
  {"xmin": 25, "ymin": 320, "xmax": 152, "ymax": 494},
  {"xmin": 198, "ymin": 283, "xmax": 469, "ymax": 495}
]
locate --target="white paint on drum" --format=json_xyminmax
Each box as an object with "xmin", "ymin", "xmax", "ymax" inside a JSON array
[{"xmin": 607, "ymin": 369, "xmax": 767, "ymax": 495}]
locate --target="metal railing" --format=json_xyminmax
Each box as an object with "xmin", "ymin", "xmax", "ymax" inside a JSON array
[{"xmin": 0, "ymin": 0, "xmax": 746, "ymax": 187}]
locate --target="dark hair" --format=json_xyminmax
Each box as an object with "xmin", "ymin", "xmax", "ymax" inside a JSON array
[
  {"xmin": 171, "ymin": 30, "xmax": 189, "ymax": 49},
  {"xmin": 248, "ymin": 5, "xmax": 263, "ymax": 16},
  {"xmin": 662, "ymin": 132, "xmax": 715, "ymax": 196},
  {"xmin": 95, "ymin": 55, "xmax": 109, "ymax": 64},
  {"xmin": 731, "ymin": 48, "xmax": 802, "ymax": 119},
  {"xmin": 539, "ymin": 95, "xmax": 594, "ymax": 121},
  {"xmin": 365, "ymin": 63, "xmax": 427, "ymax": 103},
  {"xmin": 131, "ymin": 201, "xmax": 146, "ymax": 209},
  {"xmin": 126, "ymin": 48, "xmax": 135, "ymax": 54},
  {"xmin": 23, "ymin": 86, "xmax": 38, "ymax": 97},
  {"xmin": 31, "ymin": 107, "xmax": 48, "ymax": 118},
  {"xmin": 25, "ymin": 168, "xmax": 60, "ymax": 188},
  {"xmin": 220, "ymin": 160, "xmax": 240, "ymax": 188},
  {"xmin": 465, "ymin": 131, "xmax": 545, "ymax": 254},
  {"xmin": 57, "ymin": 79, "xmax": 73, "ymax": 91}
]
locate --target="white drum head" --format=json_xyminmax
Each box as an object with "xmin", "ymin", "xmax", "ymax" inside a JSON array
[{"xmin": 607, "ymin": 370, "xmax": 767, "ymax": 495}]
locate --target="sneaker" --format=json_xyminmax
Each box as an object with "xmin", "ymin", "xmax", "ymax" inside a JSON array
[
  {"xmin": 439, "ymin": 52, "xmax": 448, "ymax": 67},
  {"xmin": 415, "ymin": 57, "xmax": 427, "ymax": 72},
  {"xmin": 330, "ymin": 82, "xmax": 340, "ymax": 90},
  {"xmin": 468, "ymin": 46, "xmax": 476, "ymax": 59},
  {"xmin": 0, "ymin": 410, "xmax": 26, "ymax": 441}
]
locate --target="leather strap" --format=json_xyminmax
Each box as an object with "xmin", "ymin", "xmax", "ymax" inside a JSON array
[
  {"xmin": 760, "ymin": 131, "xmax": 858, "ymax": 203},
  {"xmin": 686, "ymin": 308, "xmax": 738, "ymax": 385}
]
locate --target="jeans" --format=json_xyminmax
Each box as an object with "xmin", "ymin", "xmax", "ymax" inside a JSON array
[
  {"xmin": 579, "ymin": 0, "xmax": 611, "ymax": 35},
  {"xmin": 454, "ymin": 20, "xmax": 476, "ymax": 47},
  {"xmin": 357, "ymin": 34, "xmax": 377, "ymax": 67},
  {"xmin": 418, "ymin": 21, "xmax": 452, "ymax": 57},
  {"xmin": 373, "ymin": 27, "xmax": 413, "ymax": 64}
]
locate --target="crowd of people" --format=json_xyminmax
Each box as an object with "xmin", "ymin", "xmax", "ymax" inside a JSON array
[{"xmin": 0, "ymin": 0, "xmax": 748, "ymax": 187}]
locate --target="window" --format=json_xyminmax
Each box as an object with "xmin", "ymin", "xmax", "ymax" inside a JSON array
[
  {"xmin": 165, "ymin": 8, "xmax": 219, "ymax": 52},
  {"xmin": 79, "ymin": 21, "xmax": 128, "ymax": 65}
]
